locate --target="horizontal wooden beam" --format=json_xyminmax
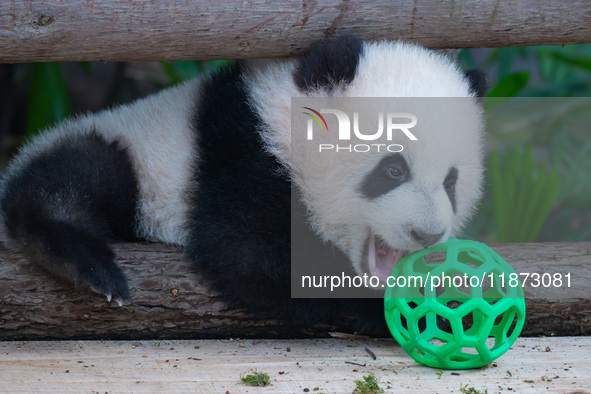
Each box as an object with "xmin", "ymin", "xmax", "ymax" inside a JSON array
[
  {"xmin": 0, "ymin": 242, "xmax": 589, "ymax": 340},
  {"xmin": 1, "ymin": 1, "xmax": 591, "ymax": 63},
  {"xmin": 1, "ymin": 338, "xmax": 589, "ymax": 392}
]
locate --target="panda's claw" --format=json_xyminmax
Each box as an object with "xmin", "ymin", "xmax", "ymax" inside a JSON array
[{"xmin": 76, "ymin": 258, "xmax": 131, "ymax": 304}]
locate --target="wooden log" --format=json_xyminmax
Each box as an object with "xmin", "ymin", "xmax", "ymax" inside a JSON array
[
  {"xmin": 0, "ymin": 242, "xmax": 590, "ymax": 340},
  {"xmin": 1, "ymin": 1, "xmax": 591, "ymax": 63},
  {"xmin": 0, "ymin": 337, "xmax": 589, "ymax": 392}
]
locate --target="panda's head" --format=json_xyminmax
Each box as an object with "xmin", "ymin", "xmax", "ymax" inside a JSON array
[
  {"xmin": 248, "ymin": 37, "xmax": 485, "ymax": 284},
  {"xmin": 294, "ymin": 100, "xmax": 483, "ymax": 284}
]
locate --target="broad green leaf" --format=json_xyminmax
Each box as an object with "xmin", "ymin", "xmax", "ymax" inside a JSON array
[
  {"xmin": 487, "ymin": 72, "xmax": 530, "ymax": 98},
  {"xmin": 25, "ymin": 63, "xmax": 71, "ymax": 137},
  {"xmin": 550, "ymin": 53, "xmax": 591, "ymax": 72}
]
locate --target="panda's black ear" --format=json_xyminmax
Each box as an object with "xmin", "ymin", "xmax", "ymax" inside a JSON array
[
  {"xmin": 465, "ymin": 69, "xmax": 488, "ymax": 97},
  {"xmin": 294, "ymin": 36, "xmax": 364, "ymax": 93}
]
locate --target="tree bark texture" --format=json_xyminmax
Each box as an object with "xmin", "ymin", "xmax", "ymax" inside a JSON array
[
  {"xmin": 0, "ymin": 0, "xmax": 590, "ymax": 63},
  {"xmin": 0, "ymin": 242, "xmax": 589, "ymax": 340}
]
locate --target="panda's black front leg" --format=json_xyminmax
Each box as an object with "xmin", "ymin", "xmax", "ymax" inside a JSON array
[
  {"xmin": 53, "ymin": 226, "xmax": 131, "ymax": 303},
  {"xmin": 18, "ymin": 218, "xmax": 131, "ymax": 303},
  {"xmin": 3, "ymin": 199, "xmax": 132, "ymax": 305},
  {"xmin": 0, "ymin": 132, "xmax": 139, "ymax": 304}
]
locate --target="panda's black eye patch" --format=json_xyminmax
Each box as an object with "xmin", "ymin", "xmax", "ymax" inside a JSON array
[
  {"xmin": 444, "ymin": 167, "xmax": 458, "ymax": 213},
  {"xmin": 444, "ymin": 167, "xmax": 458, "ymax": 191},
  {"xmin": 360, "ymin": 153, "xmax": 410, "ymax": 199}
]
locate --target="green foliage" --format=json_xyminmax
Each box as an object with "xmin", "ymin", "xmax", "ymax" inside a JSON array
[
  {"xmin": 161, "ymin": 60, "xmax": 232, "ymax": 84},
  {"xmin": 486, "ymin": 72, "xmax": 530, "ymax": 98},
  {"xmin": 554, "ymin": 140, "xmax": 591, "ymax": 210},
  {"xmin": 20, "ymin": 60, "xmax": 231, "ymax": 139},
  {"xmin": 534, "ymin": 45, "xmax": 591, "ymax": 96},
  {"xmin": 460, "ymin": 43, "xmax": 591, "ymax": 242},
  {"xmin": 538, "ymin": 139, "xmax": 591, "ymax": 242},
  {"xmin": 489, "ymin": 148, "xmax": 561, "ymax": 243},
  {"xmin": 239, "ymin": 371, "xmax": 271, "ymax": 387},
  {"xmin": 465, "ymin": 95, "xmax": 591, "ymax": 243},
  {"xmin": 550, "ymin": 52, "xmax": 591, "ymax": 72},
  {"xmin": 460, "ymin": 384, "xmax": 487, "ymax": 394},
  {"xmin": 353, "ymin": 375, "xmax": 383, "ymax": 394},
  {"xmin": 485, "ymin": 72, "xmax": 530, "ymax": 112},
  {"xmin": 462, "ymin": 44, "xmax": 591, "ymax": 97},
  {"xmin": 25, "ymin": 63, "xmax": 71, "ymax": 137}
]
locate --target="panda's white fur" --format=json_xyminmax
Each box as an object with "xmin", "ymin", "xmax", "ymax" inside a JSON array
[
  {"xmin": 2, "ymin": 80, "xmax": 200, "ymax": 246},
  {"xmin": 0, "ymin": 38, "xmax": 485, "ymax": 331},
  {"xmin": 244, "ymin": 41, "xmax": 483, "ymax": 283}
]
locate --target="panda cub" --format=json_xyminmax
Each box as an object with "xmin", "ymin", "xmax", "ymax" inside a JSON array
[{"xmin": 0, "ymin": 37, "xmax": 485, "ymax": 333}]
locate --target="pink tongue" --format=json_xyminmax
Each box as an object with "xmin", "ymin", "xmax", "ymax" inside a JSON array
[{"xmin": 368, "ymin": 235, "xmax": 404, "ymax": 283}]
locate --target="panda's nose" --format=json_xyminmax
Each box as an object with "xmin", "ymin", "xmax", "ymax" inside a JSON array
[{"xmin": 411, "ymin": 230, "xmax": 444, "ymax": 248}]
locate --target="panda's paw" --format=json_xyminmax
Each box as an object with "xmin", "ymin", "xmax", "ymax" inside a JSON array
[{"xmin": 76, "ymin": 259, "xmax": 130, "ymax": 305}]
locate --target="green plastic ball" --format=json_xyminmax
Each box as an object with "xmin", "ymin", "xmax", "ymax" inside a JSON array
[{"xmin": 384, "ymin": 238, "xmax": 526, "ymax": 370}]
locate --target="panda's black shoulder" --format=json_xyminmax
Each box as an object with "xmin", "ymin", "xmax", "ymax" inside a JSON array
[{"xmin": 185, "ymin": 60, "xmax": 294, "ymax": 313}]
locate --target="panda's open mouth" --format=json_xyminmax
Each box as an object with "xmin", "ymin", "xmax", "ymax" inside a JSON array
[{"xmin": 367, "ymin": 235, "xmax": 406, "ymax": 284}]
